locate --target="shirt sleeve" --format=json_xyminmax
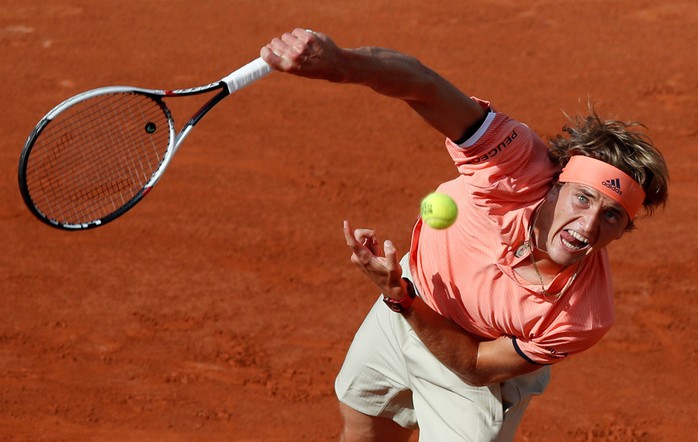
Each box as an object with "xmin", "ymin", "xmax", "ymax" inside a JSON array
[
  {"xmin": 445, "ymin": 98, "xmax": 548, "ymax": 171},
  {"xmin": 513, "ymin": 324, "xmax": 612, "ymax": 365},
  {"xmin": 443, "ymin": 98, "xmax": 557, "ymax": 219}
]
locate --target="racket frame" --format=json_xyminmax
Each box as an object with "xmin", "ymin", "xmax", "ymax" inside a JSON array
[{"xmin": 18, "ymin": 58, "xmax": 271, "ymax": 230}]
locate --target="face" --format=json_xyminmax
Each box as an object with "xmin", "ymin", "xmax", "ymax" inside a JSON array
[{"xmin": 537, "ymin": 183, "xmax": 629, "ymax": 267}]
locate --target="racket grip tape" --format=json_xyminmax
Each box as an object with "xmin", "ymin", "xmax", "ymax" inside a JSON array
[{"xmin": 222, "ymin": 58, "xmax": 272, "ymax": 93}]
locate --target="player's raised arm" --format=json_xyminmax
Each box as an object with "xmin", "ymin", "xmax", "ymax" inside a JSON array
[{"xmin": 261, "ymin": 28, "xmax": 485, "ymax": 141}]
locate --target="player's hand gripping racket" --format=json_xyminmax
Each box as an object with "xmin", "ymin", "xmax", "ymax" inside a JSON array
[{"xmin": 18, "ymin": 58, "xmax": 272, "ymax": 230}]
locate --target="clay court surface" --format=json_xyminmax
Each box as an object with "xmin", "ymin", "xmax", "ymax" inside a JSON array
[{"xmin": 1, "ymin": 1, "xmax": 696, "ymax": 440}]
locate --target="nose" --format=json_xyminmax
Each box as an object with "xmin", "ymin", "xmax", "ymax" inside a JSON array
[{"xmin": 578, "ymin": 207, "xmax": 603, "ymax": 236}]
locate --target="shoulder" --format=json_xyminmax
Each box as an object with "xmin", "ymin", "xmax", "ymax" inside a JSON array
[
  {"xmin": 442, "ymin": 104, "xmax": 556, "ymax": 207},
  {"xmin": 444, "ymin": 102, "xmax": 553, "ymax": 183}
]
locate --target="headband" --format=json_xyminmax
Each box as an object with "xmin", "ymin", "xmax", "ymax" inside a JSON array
[{"xmin": 558, "ymin": 155, "xmax": 645, "ymax": 219}]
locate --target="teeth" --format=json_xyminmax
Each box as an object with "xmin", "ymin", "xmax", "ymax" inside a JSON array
[
  {"xmin": 562, "ymin": 229, "xmax": 590, "ymax": 251},
  {"xmin": 562, "ymin": 238, "xmax": 585, "ymax": 250},
  {"xmin": 567, "ymin": 230, "xmax": 589, "ymax": 244}
]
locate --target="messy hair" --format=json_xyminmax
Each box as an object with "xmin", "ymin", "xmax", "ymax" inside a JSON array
[{"xmin": 547, "ymin": 106, "xmax": 669, "ymax": 226}]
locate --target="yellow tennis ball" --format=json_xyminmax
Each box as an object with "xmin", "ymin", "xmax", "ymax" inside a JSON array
[{"xmin": 420, "ymin": 192, "xmax": 458, "ymax": 229}]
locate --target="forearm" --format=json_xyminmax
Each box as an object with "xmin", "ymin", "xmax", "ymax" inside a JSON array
[
  {"xmin": 334, "ymin": 47, "xmax": 438, "ymax": 100},
  {"xmin": 402, "ymin": 297, "xmax": 482, "ymax": 384},
  {"xmin": 402, "ymin": 297, "xmax": 538, "ymax": 386}
]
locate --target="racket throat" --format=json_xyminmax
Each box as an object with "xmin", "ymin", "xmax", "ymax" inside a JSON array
[{"xmin": 174, "ymin": 125, "xmax": 195, "ymax": 152}]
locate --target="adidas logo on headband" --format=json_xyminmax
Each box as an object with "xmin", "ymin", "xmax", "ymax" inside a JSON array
[{"xmin": 602, "ymin": 178, "xmax": 623, "ymax": 195}]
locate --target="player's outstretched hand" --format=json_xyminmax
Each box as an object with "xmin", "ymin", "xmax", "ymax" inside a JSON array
[
  {"xmin": 343, "ymin": 220, "xmax": 405, "ymax": 300},
  {"xmin": 261, "ymin": 28, "xmax": 344, "ymax": 82}
]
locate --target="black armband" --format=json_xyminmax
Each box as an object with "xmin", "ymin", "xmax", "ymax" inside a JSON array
[{"xmin": 453, "ymin": 108, "xmax": 491, "ymax": 145}]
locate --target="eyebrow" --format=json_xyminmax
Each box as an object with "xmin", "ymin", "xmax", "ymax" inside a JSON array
[{"xmin": 577, "ymin": 185, "xmax": 625, "ymax": 213}]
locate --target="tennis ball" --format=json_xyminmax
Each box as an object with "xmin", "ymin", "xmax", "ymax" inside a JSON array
[{"xmin": 420, "ymin": 192, "xmax": 458, "ymax": 229}]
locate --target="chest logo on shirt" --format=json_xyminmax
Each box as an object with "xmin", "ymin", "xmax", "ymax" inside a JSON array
[{"xmin": 466, "ymin": 129, "xmax": 518, "ymax": 165}]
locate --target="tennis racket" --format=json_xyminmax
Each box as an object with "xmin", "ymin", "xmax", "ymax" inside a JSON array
[{"xmin": 18, "ymin": 57, "xmax": 272, "ymax": 230}]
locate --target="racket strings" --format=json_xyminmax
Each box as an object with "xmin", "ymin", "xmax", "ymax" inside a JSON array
[{"xmin": 25, "ymin": 93, "xmax": 171, "ymax": 225}]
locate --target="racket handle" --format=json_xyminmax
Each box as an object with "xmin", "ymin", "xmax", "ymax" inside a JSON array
[{"xmin": 222, "ymin": 58, "xmax": 272, "ymax": 93}]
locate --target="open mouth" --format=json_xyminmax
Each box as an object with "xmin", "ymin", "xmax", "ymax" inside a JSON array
[{"xmin": 561, "ymin": 229, "xmax": 590, "ymax": 252}]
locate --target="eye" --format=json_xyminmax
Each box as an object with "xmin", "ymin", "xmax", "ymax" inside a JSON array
[
  {"xmin": 604, "ymin": 209, "xmax": 622, "ymax": 224},
  {"xmin": 576, "ymin": 194, "xmax": 589, "ymax": 205}
]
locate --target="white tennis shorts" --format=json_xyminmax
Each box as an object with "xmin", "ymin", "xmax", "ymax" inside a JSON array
[{"xmin": 335, "ymin": 257, "xmax": 550, "ymax": 441}]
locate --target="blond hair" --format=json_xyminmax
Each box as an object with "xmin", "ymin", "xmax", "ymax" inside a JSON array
[{"xmin": 547, "ymin": 107, "xmax": 669, "ymax": 226}]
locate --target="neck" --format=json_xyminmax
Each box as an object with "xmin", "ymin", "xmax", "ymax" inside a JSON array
[
  {"xmin": 529, "ymin": 203, "xmax": 565, "ymax": 277},
  {"xmin": 530, "ymin": 245, "xmax": 565, "ymax": 277}
]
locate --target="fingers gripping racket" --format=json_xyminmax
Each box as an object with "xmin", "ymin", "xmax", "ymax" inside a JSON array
[{"xmin": 18, "ymin": 58, "xmax": 272, "ymax": 230}]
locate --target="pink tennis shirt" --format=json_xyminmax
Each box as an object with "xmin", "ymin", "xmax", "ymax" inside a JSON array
[{"xmin": 408, "ymin": 99, "xmax": 614, "ymax": 365}]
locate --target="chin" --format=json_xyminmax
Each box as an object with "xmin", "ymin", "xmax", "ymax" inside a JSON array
[
  {"xmin": 549, "ymin": 242, "xmax": 587, "ymax": 267},
  {"xmin": 550, "ymin": 253, "xmax": 576, "ymax": 268}
]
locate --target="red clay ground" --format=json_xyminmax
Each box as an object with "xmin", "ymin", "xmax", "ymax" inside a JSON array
[{"xmin": 1, "ymin": 1, "xmax": 696, "ymax": 441}]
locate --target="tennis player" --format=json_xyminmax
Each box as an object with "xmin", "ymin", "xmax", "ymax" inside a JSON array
[{"xmin": 261, "ymin": 29, "xmax": 669, "ymax": 441}]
